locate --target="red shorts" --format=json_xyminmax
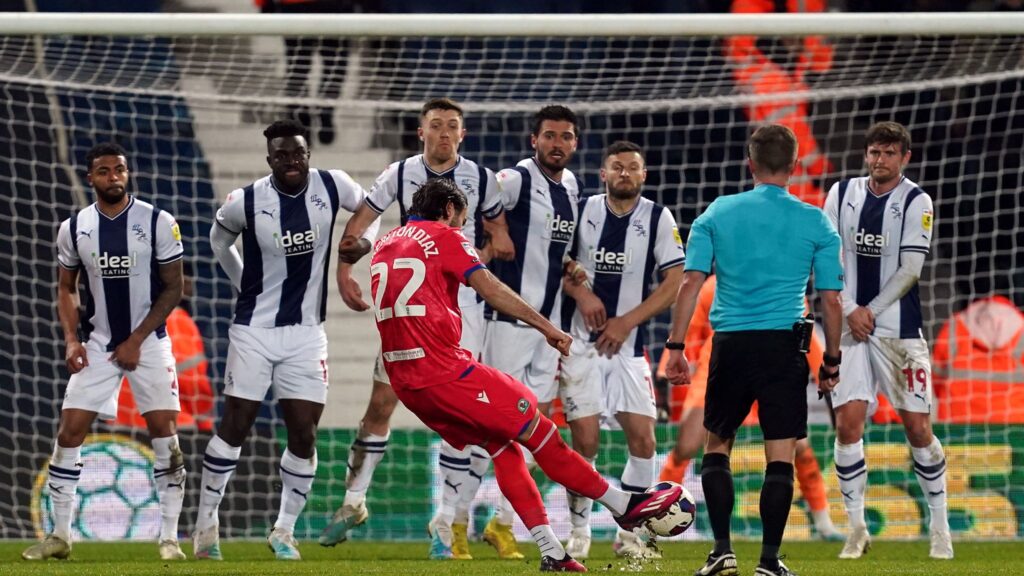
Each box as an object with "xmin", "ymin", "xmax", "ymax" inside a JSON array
[{"xmin": 394, "ymin": 362, "xmax": 538, "ymax": 450}]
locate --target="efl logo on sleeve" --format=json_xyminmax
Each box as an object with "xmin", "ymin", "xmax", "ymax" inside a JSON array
[
  {"xmin": 171, "ymin": 223, "xmax": 181, "ymax": 241},
  {"xmin": 461, "ymin": 241, "xmax": 480, "ymax": 261},
  {"xmin": 672, "ymin": 227, "xmax": 682, "ymax": 246},
  {"xmin": 922, "ymin": 210, "xmax": 933, "ymax": 232}
]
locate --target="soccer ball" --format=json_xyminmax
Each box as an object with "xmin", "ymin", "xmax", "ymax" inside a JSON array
[
  {"xmin": 34, "ymin": 434, "xmax": 161, "ymax": 541},
  {"xmin": 643, "ymin": 481, "xmax": 696, "ymax": 537}
]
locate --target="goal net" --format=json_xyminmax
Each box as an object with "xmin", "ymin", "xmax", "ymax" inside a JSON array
[{"xmin": 0, "ymin": 12, "xmax": 1021, "ymax": 543}]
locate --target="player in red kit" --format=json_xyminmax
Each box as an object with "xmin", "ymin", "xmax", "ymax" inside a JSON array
[{"xmin": 344, "ymin": 178, "xmax": 682, "ymax": 571}]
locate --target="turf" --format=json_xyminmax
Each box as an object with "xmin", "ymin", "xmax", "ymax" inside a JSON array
[{"xmin": 1, "ymin": 540, "xmax": 1019, "ymax": 575}]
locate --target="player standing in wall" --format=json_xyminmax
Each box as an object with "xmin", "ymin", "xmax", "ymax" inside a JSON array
[
  {"xmin": 368, "ymin": 177, "xmax": 685, "ymax": 573},
  {"xmin": 322, "ymin": 98, "xmax": 513, "ymax": 557},
  {"xmin": 24, "ymin": 142, "xmax": 187, "ymax": 562},
  {"xmin": 428, "ymin": 105, "xmax": 584, "ymax": 561},
  {"xmin": 823, "ymin": 121, "xmax": 952, "ymax": 561},
  {"xmin": 559, "ymin": 141, "xmax": 686, "ymax": 559},
  {"xmin": 193, "ymin": 120, "xmax": 379, "ymax": 561}
]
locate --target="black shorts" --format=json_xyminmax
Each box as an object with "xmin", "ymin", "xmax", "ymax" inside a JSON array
[{"xmin": 703, "ymin": 330, "xmax": 809, "ymax": 441}]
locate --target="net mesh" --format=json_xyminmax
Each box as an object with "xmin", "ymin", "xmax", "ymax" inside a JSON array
[{"xmin": 1, "ymin": 26, "xmax": 1022, "ymax": 541}]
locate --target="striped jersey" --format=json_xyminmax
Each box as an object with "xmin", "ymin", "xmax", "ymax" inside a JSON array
[
  {"xmin": 486, "ymin": 158, "xmax": 581, "ymax": 324},
  {"xmin": 56, "ymin": 197, "xmax": 184, "ymax": 351},
  {"xmin": 824, "ymin": 176, "xmax": 933, "ymax": 338},
  {"xmin": 569, "ymin": 195, "xmax": 686, "ymax": 356},
  {"xmin": 364, "ymin": 154, "xmax": 501, "ymax": 308},
  {"xmin": 215, "ymin": 169, "xmax": 369, "ymax": 327}
]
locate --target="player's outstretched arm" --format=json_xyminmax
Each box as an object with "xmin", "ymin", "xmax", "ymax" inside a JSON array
[{"xmin": 468, "ymin": 268, "xmax": 571, "ymax": 355}]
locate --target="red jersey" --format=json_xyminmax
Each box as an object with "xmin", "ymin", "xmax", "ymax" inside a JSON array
[{"xmin": 370, "ymin": 218, "xmax": 485, "ymax": 390}]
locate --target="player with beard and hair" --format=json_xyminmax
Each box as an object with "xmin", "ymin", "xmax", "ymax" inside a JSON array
[
  {"xmin": 193, "ymin": 120, "xmax": 379, "ymax": 561},
  {"xmin": 24, "ymin": 143, "xmax": 187, "ymax": 562},
  {"xmin": 823, "ymin": 121, "xmax": 951, "ymax": 561},
  {"xmin": 367, "ymin": 177, "xmax": 685, "ymax": 573},
  {"xmin": 558, "ymin": 141, "xmax": 686, "ymax": 559},
  {"xmin": 322, "ymin": 98, "xmax": 514, "ymax": 556},
  {"xmin": 426, "ymin": 105, "xmax": 584, "ymax": 561}
]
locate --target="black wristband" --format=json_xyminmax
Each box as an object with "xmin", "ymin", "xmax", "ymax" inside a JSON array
[
  {"xmin": 664, "ymin": 341, "xmax": 685, "ymax": 351},
  {"xmin": 823, "ymin": 352, "xmax": 842, "ymax": 367}
]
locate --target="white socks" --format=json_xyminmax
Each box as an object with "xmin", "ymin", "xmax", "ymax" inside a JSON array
[
  {"xmin": 530, "ymin": 524, "xmax": 566, "ymax": 560},
  {"xmin": 834, "ymin": 439, "xmax": 868, "ymax": 529},
  {"xmin": 275, "ymin": 449, "xmax": 317, "ymax": 533},
  {"xmin": 567, "ymin": 456, "xmax": 596, "ymax": 534},
  {"xmin": 343, "ymin": 429, "xmax": 389, "ymax": 507},
  {"xmin": 621, "ymin": 454, "xmax": 655, "ymax": 494},
  {"xmin": 455, "ymin": 445, "xmax": 491, "ymax": 524},
  {"xmin": 912, "ymin": 436, "xmax": 950, "ymax": 533},
  {"xmin": 196, "ymin": 435, "xmax": 241, "ymax": 533},
  {"xmin": 152, "ymin": 435, "xmax": 186, "ymax": 542},
  {"xmin": 47, "ymin": 444, "xmax": 82, "ymax": 542}
]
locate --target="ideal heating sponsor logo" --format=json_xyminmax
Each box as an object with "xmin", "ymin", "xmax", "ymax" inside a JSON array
[
  {"xmin": 91, "ymin": 251, "xmax": 137, "ymax": 278},
  {"xmin": 853, "ymin": 229, "xmax": 889, "ymax": 257},
  {"xmin": 545, "ymin": 214, "xmax": 575, "ymax": 243},
  {"xmin": 274, "ymin": 224, "xmax": 320, "ymax": 256},
  {"xmin": 590, "ymin": 246, "xmax": 633, "ymax": 274}
]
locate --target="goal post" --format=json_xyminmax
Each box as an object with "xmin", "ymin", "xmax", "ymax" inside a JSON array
[{"xmin": 0, "ymin": 11, "xmax": 1021, "ymax": 542}]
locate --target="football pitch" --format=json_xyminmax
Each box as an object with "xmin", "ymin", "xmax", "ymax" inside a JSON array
[{"xmin": 1, "ymin": 540, "xmax": 1021, "ymax": 575}]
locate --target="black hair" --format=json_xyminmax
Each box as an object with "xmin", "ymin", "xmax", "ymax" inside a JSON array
[
  {"xmin": 263, "ymin": 119, "xmax": 309, "ymax": 144},
  {"xmin": 531, "ymin": 105, "xmax": 578, "ymax": 136},
  {"xmin": 409, "ymin": 178, "xmax": 468, "ymax": 221},
  {"xmin": 85, "ymin": 142, "xmax": 128, "ymax": 171}
]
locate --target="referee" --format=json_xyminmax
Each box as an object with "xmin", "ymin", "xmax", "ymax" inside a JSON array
[{"xmin": 663, "ymin": 124, "xmax": 843, "ymax": 576}]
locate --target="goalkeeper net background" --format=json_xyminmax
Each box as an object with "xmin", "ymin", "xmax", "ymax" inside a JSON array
[{"xmin": 0, "ymin": 10, "xmax": 1022, "ymax": 542}]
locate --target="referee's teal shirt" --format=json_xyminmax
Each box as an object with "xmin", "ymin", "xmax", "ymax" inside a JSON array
[{"xmin": 685, "ymin": 183, "xmax": 843, "ymax": 332}]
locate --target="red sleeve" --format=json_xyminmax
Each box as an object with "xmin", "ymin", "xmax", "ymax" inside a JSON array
[{"xmin": 438, "ymin": 227, "xmax": 486, "ymax": 285}]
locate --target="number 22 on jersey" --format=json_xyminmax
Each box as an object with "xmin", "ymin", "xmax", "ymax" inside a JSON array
[{"xmin": 370, "ymin": 258, "xmax": 426, "ymax": 321}]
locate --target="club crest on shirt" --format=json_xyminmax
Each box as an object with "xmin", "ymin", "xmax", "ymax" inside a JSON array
[
  {"xmin": 517, "ymin": 398, "xmax": 531, "ymax": 414},
  {"xmin": 131, "ymin": 223, "xmax": 148, "ymax": 244},
  {"xmin": 632, "ymin": 220, "xmax": 647, "ymax": 238},
  {"xmin": 460, "ymin": 178, "xmax": 476, "ymax": 197},
  {"xmin": 310, "ymin": 194, "xmax": 328, "ymax": 212},
  {"xmin": 890, "ymin": 203, "xmax": 902, "ymax": 220}
]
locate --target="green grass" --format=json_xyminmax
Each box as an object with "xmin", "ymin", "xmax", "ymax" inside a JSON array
[{"xmin": 1, "ymin": 540, "xmax": 1020, "ymax": 575}]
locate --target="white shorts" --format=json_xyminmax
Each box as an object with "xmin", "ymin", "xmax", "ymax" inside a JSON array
[
  {"xmin": 63, "ymin": 335, "xmax": 179, "ymax": 421},
  {"xmin": 558, "ymin": 339, "xmax": 656, "ymax": 423},
  {"xmin": 372, "ymin": 300, "xmax": 485, "ymax": 385},
  {"xmin": 483, "ymin": 320, "xmax": 560, "ymax": 403},
  {"xmin": 224, "ymin": 324, "xmax": 328, "ymax": 404},
  {"xmin": 830, "ymin": 333, "xmax": 933, "ymax": 414}
]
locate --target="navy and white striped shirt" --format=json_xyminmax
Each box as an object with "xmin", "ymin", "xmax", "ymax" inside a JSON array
[
  {"xmin": 216, "ymin": 169, "xmax": 371, "ymax": 327},
  {"xmin": 57, "ymin": 197, "xmax": 184, "ymax": 351},
  {"xmin": 486, "ymin": 158, "xmax": 580, "ymax": 324},
  {"xmin": 365, "ymin": 154, "xmax": 501, "ymax": 308},
  {"xmin": 824, "ymin": 176, "xmax": 933, "ymax": 339},
  {"xmin": 569, "ymin": 195, "xmax": 685, "ymax": 356}
]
